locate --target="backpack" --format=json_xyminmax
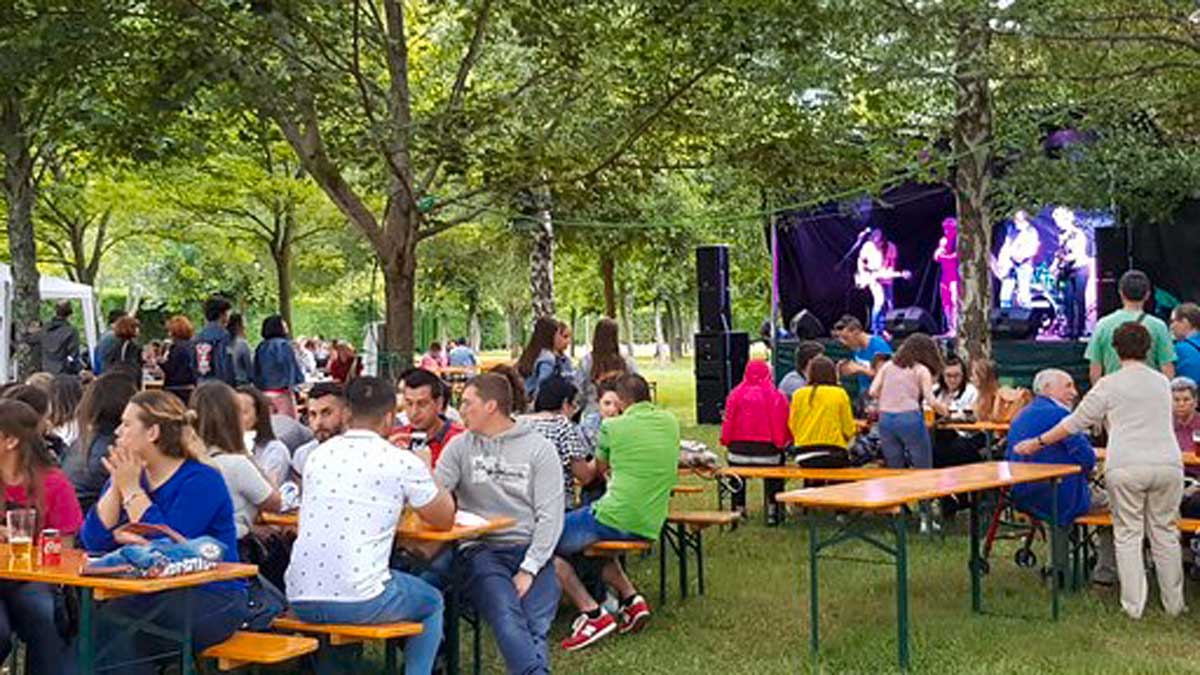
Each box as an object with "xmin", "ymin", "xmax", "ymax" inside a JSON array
[{"xmin": 993, "ymin": 387, "xmax": 1034, "ymax": 423}]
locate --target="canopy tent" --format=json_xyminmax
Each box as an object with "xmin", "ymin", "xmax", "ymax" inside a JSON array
[{"xmin": 0, "ymin": 263, "xmax": 100, "ymax": 382}]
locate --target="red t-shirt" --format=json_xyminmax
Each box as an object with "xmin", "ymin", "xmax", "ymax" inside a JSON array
[
  {"xmin": 393, "ymin": 420, "xmax": 464, "ymax": 467},
  {"xmin": 4, "ymin": 468, "xmax": 84, "ymax": 535}
]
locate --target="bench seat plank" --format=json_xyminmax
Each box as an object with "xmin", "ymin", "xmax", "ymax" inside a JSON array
[{"xmin": 201, "ymin": 631, "xmax": 318, "ymax": 671}]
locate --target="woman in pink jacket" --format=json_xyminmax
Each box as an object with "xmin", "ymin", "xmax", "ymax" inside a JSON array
[{"xmin": 721, "ymin": 359, "xmax": 792, "ymax": 525}]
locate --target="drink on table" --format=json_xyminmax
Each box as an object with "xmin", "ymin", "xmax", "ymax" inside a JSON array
[
  {"xmin": 41, "ymin": 529, "xmax": 62, "ymax": 566},
  {"xmin": 7, "ymin": 509, "xmax": 36, "ymax": 563}
]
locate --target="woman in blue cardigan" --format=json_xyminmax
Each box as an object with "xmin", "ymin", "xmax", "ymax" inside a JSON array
[
  {"xmin": 81, "ymin": 390, "xmax": 248, "ymax": 674},
  {"xmin": 252, "ymin": 315, "xmax": 305, "ymax": 418}
]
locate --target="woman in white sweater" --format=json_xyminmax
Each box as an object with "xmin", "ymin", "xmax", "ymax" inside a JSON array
[{"xmin": 1015, "ymin": 321, "xmax": 1184, "ymax": 619}]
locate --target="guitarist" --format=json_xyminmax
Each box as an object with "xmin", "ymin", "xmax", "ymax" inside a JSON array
[
  {"xmin": 1052, "ymin": 207, "xmax": 1091, "ymax": 339},
  {"xmin": 996, "ymin": 210, "xmax": 1041, "ymax": 309},
  {"xmin": 855, "ymin": 228, "xmax": 908, "ymax": 332}
]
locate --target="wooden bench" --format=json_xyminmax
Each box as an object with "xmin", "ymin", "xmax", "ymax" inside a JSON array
[
  {"xmin": 200, "ymin": 631, "xmax": 318, "ymax": 671},
  {"xmin": 1071, "ymin": 511, "xmax": 1200, "ymax": 587},
  {"xmin": 584, "ymin": 540, "xmax": 652, "ymax": 557},
  {"xmin": 1074, "ymin": 511, "xmax": 1200, "ymax": 532},
  {"xmin": 658, "ymin": 511, "xmax": 741, "ymax": 604},
  {"xmin": 271, "ymin": 615, "xmax": 423, "ymax": 674},
  {"xmin": 671, "ymin": 484, "xmax": 704, "ymax": 495}
]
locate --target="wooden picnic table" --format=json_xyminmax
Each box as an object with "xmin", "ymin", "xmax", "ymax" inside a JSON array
[
  {"xmin": 0, "ymin": 544, "xmax": 257, "ymax": 674},
  {"xmin": 776, "ymin": 461, "xmax": 1081, "ymax": 672}
]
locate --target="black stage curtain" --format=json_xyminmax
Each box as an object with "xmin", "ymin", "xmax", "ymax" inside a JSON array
[
  {"xmin": 776, "ymin": 182, "xmax": 956, "ymax": 332},
  {"xmin": 1133, "ymin": 198, "xmax": 1200, "ymax": 307}
]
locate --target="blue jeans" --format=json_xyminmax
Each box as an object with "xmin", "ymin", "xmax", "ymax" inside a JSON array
[
  {"xmin": 555, "ymin": 505, "xmax": 644, "ymax": 557},
  {"xmin": 879, "ymin": 410, "xmax": 933, "ymax": 469},
  {"xmin": 292, "ymin": 571, "xmax": 443, "ymax": 675},
  {"xmin": 97, "ymin": 585, "xmax": 248, "ymax": 674},
  {"xmin": 0, "ymin": 582, "xmax": 75, "ymax": 673},
  {"xmin": 462, "ymin": 545, "xmax": 559, "ymax": 675}
]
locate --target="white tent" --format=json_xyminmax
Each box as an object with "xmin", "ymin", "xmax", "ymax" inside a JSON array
[{"xmin": 0, "ymin": 263, "xmax": 99, "ymax": 382}]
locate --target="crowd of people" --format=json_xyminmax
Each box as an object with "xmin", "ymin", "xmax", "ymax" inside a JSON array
[
  {"xmin": 726, "ymin": 269, "xmax": 1195, "ymax": 620},
  {"xmin": 0, "ymin": 303, "xmax": 676, "ymax": 674}
]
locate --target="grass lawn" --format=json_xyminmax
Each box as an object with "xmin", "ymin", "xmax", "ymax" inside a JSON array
[{"xmin": 539, "ymin": 359, "xmax": 1200, "ymax": 674}]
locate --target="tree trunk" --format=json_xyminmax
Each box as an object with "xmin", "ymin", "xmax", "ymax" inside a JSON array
[
  {"xmin": 619, "ymin": 282, "xmax": 635, "ymax": 359},
  {"xmin": 568, "ymin": 306, "xmax": 578, "ymax": 359},
  {"xmin": 600, "ymin": 254, "xmax": 617, "ymax": 318},
  {"xmin": 274, "ymin": 246, "xmax": 293, "ymax": 329},
  {"xmin": 505, "ymin": 306, "xmax": 523, "ymax": 357},
  {"xmin": 1, "ymin": 97, "xmax": 41, "ymax": 378},
  {"xmin": 381, "ymin": 251, "xmax": 417, "ymax": 379},
  {"xmin": 529, "ymin": 206, "xmax": 556, "ymax": 318},
  {"xmin": 466, "ymin": 293, "xmax": 482, "ymax": 351},
  {"xmin": 653, "ymin": 300, "xmax": 669, "ymax": 363},
  {"xmin": 952, "ymin": 16, "xmax": 994, "ymax": 364}
]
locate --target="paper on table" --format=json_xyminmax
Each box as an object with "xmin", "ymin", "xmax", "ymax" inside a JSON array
[{"xmin": 454, "ymin": 511, "xmax": 489, "ymax": 527}]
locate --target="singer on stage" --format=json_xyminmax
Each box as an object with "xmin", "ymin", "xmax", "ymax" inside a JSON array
[
  {"xmin": 1052, "ymin": 207, "xmax": 1091, "ymax": 338},
  {"xmin": 855, "ymin": 228, "xmax": 906, "ymax": 332},
  {"xmin": 996, "ymin": 210, "xmax": 1041, "ymax": 309},
  {"xmin": 934, "ymin": 217, "xmax": 960, "ymax": 335}
]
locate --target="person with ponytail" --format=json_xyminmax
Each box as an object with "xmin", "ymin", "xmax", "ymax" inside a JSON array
[
  {"xmin": 516, "ymin": 316, "xmax": 574, "ymax": 404},
  {"xmin": 576, "ymin": 318, "xmax": 637, "ymax": 416},
  {"xmin": 80, "ymin": 390, "xmax": 250, "ymax": 673},
  {"xmin": 0, "ymin": 399, "xmax": 83, "ymax": 673}
]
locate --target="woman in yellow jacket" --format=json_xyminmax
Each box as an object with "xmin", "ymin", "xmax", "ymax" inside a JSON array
[{"xmin": 789, "ymin": 356, "xmax": 858, "ymax": 466}]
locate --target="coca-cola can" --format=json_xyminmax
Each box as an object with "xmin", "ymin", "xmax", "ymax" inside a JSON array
[{"xmin": 40, "ymin": 529, "xmax": 62, "ymax": 566}]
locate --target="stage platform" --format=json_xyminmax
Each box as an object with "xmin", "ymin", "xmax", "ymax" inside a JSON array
[{"xmin": 772, "ymin": 338, "xmax": 1088, "ymax": 397}]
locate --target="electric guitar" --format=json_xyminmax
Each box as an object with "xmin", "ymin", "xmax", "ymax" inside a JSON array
[{"xmin": 854, "ymin": 267, "xmax": 912, "ymax": 289}]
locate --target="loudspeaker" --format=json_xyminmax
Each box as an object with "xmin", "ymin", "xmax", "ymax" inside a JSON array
[
  {"xmin": 694, "ymin": 331, "xmax": 749, "ymax": 424},
  {"xmin": 884, "ymin": 307, "xmax": 938, "ymax": 338},
  {"xmin": 789, "ymin": 310, "xmax": 826, "ymax": 340},
  {"xmin": 989, "ymin": 307, "xmax": 1038, "ymax": 340},
  {"xmin": 696, "ymin": 245, "xmax": 731, "ymax": 333},
  {"xmin": 1096, "ymin": 227, "xmax": 1130, "ymax": 317}
]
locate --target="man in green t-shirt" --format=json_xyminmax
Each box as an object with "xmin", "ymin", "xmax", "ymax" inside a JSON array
[
  {"xmin": 1085, "ymin": 269, "xmax": 1176, "ymax": 385},
  {"xmin": 551, "ymin": 374, "xmax": 680, "ymax": 651}
]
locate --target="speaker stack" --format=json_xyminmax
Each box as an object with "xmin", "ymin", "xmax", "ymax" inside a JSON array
[
  {"xmin": 694, "ymin": 245, "xmax": 749, "ymax": 424},
  {"xmin": 1096, "ymin": 227, "xmax": 1131, "ymax": 317}
]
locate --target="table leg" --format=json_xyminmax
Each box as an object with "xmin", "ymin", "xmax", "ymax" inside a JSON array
[
  {"xmin": 807, "ymin": 516, "xmax": 820, "ymax": 671},
  {"xmin": 969, "ymin": 491, "xmax": 983, "ymax": 613},
  {"xmin": 696, "ymin": 530, "xmax": 705, "ymax": 596},
  {"xmin": 658, "ymin": 530, "xmax": 667, "ymax": 606},
  {"xmin": 385, "ymin": 637, "xmax": 398, "ymax": 675},
  {"xmin": 181, "ymin": 587, "xmax": 196, "ymax": 675},
  {"xmin": 79, "ymin": 587, "xmax": 95, "ymax": 674},
  {"xmin": 677, "ymin": 522, "xmax": 689, "ymax": 599},
  {"xmin": 447, "ymin": 552, "xmax": 462, "ymax": 675},
  {"xmin": 1051, "ymin": 478, "xmax": 1061, "ymax": 621},
  {"xmin": 895, "ymin": 513, "xmax": 910, "ymax": 672}
]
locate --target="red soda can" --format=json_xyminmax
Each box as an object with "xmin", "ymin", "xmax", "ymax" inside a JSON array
[{"xmin": 40, "ymin": 529, "xmax": 62, "ymax": 566}]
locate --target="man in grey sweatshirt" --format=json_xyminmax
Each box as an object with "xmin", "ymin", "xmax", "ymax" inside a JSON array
[{"xmin": 437, "ymin": 373, "xmax": 564, "ymax": 675}]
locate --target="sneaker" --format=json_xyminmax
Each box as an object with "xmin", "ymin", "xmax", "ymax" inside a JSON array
[
  {"xmin": 618, "ymin": 595, "xmax": 651, "ymax": 634},
  {"xmin": 561, "ymin": 611, "xmax": 617, "ymax": 651}
]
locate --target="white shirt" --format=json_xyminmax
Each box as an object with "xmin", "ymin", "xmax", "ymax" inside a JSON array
[
  {"xmin": 207, "ymin": 448, "xmax": 274, "ymax": 539},
  {"xmin": 1063, "ymin": 363, "xmax": 1183, "ymax": 473},
  {"xmin": 285, "ymin": 429, "xmax": 439, "ymax": 603}
]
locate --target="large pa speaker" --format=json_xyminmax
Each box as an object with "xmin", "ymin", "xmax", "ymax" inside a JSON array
[
  {"xmin": 789, "ymin": 310, "xmax": 826, "ymax": 340},
  {"xmin": 694, "ymin": 331, "xmax": 749, "ymax": 424},
  {"xmin": 884, "ymin": 307, "xmax": 938, "ymax": 338},
  {"xmin": 696, "ymin": 245, "xmax": 731, "ymax": 333},
  {"xmin": 989, "ymin": 307, "xmax": 1039, "ymax": 340},
  {"xmin": 1096, "ymin": 227, "xmax": 1130, "ymax": 317}
]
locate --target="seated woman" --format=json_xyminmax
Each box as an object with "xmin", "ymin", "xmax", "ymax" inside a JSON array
[
  {"xmin": 65, "ymin": 373, "xmax": 139, "ymax": 514},
  {"xmin": 192, "ymin": 382, "xmax": 284, "ymax": 585},
  {"xmin": 0, "ymin": 400, "xmax": 83, "ymax": 673},
  {"xmin": 80, "ymin": 391, "xmax": 250, "ymax": 673},
  {"xmin": 520, "ymin": 376, "xmax": 596, "ymax": 510},
  {"xmin": 236, "ymin": 385, "xmax": 292, "ymax": 487},
  {"xmin": 788, "ymin": 356, "xmax": 857, "ymax": 466},
  {"xmin": 1170, "ymin": 376, "xmax": 1200, "ymax": 456},
  {"xmin": 933, "ymin": 356, "xmax": 987, "ymax": 468},
  {"xmin": 723, "ymin": 360, "xmax": 791, "ymax": 524}
]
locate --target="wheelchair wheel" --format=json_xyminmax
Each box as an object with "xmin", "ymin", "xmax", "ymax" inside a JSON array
[{"xmin": 1015, "ymin": 548, "xmax": 1038, "ymax": 569}]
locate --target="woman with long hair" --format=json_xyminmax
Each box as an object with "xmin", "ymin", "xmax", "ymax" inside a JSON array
[
  {"xmin": 0, "ymin": 400, "xmax": 83, "ymax": 673},
  {"xmin": 191, "ymin": 382, "xmax": 282, "ymax": 540},
  {"xmin": 66, "ymin": 373, "xmax": 139, "ymax": 513},
  {"xmin": 516, "ymin": 317, "xmax": 573, "ymax": 403},
  {"xmin": 103, "ymin": 315, "xmax": 143, "ymax": 385},
  {"xmin": 47, "ymin": 373, "xmax": 83, "ymax": 447},
  {"xmin": 869, "ymin": 334, "xmax": 949, "ymax": 532},
  {"xmin": 788, "ymin": 355, "xmax": 858, "ymax": 466},
  {"xmin": 933, "ymin": 356, "xmax": 987, "ymax": 469},
  {"xmin": 161, "ymin": 315, "xmax": 198, "ymax": 405},
  {"xmin": 236, "ymin": 385, "xmax": 292, "ymax": 487},
  {"xmin": 577, "ymin": 318, "xmax": 637, "ymax": 415},
  {"xmin": 253, "ymin": 315, "xmax": 305, "ymax": 418},
  {"xmin": 80, "ymin": 390, "xmax": 250, "ymax": 673},
  {"xmin": 972, "ymin": 358, "xmax": 1002, "ymax": 422}
]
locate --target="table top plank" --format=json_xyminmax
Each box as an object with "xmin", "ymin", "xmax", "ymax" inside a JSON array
[
  {"xmin": 260, "ymin": 511, "xmax": 516, "ymax": 542},
  {"xmin": 776, "ymin": 462, "xmax": 1081, "ymax": 511},
  {"xmin": 0, "ymin": 546, "xmax": 257, "ymax": 594},
  {"xmin": 719, "ymin": 466, "xmax": 917, "ymax": 482}
]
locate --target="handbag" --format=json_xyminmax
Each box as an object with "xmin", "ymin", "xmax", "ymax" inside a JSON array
[{"xmin": 82, "ymin": 523, "xmax": 225, "ymax": 578}]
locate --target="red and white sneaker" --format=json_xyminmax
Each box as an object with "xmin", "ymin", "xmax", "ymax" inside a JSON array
[
  {"xmin": 617, "ymin": 595, "xmax": 651, "ymax": 634},
  {"xmin": 561, "ymin": 610, "xmax": 617, "ymax": 651}
]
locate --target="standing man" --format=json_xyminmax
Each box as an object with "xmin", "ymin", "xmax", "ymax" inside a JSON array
[
  {"xmin": 36, "ymin": 301, "xmax": 81, "ymax": 374},
  {"xmin": 1005, "ymin": 369, "xmax": 1116, "ymax": 587},
  {"xmin": 997, "ymin": 210, "xmax": 1041, "ymax": 309},
  {"xmin": 855, "ymin": 229, "xmax": 904, "ymax": 332},
  {"xmin": 1052, "ymin": 207, "xmax": 1092, "ymax": 339},
  {"xmin": 437, "ymin": 374, "xmax": 564, "ymax": 675},
  {"xmin": 833, "ymin": 315, "xmax": 892, "ymax": 403},
  {"xmin": 195, "ymin": 295, "xmax": 236, "ymax": 385},
  {"xmin": 1169, "ymin": 302, "xmax": 1200, "ymax": 385},
  {"xmin": 1085, "ymin": 270, "xmax": 1175, "ymax": 385}
]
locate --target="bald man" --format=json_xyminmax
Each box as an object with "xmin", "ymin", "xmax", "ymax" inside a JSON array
[{"xmin": 1006, "ymin": 369, "xmax": 1115, "ymax": 586}]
